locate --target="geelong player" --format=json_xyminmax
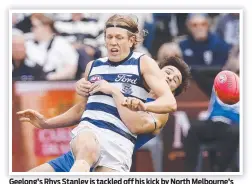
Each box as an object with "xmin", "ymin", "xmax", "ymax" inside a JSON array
[
  {"xmin": 17, "ymin": 14, "xmax": 180, "ymax": 172},
  {"xmin": 18, "ymin": 56, "xmax": 191, "ymax": 172}
]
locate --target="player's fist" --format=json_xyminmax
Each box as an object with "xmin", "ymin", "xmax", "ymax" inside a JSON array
[
  {"xmin": 76, "ymin": 78, "xmax": 92, "ymax": 97},
  {"xmin": 89, "ymin": 80, "xmax": 113, "ymax": 95},
  {"xmin": 122, "ymin": 97, "xmax": 147, "ymax": 111},
  {"xmin": 16, "ymin": 109, "xmax": 47, "ymax": 129}
]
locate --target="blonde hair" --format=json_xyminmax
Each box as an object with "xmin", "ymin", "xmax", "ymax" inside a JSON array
[{"xmin": 105, "ymin": 14, "xmax": 145, "ymax": 50}]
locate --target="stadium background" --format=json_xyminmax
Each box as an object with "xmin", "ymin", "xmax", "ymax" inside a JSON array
[{"xmin": 11, "ymin": 13, "xmax": 240, "ymax": 172}]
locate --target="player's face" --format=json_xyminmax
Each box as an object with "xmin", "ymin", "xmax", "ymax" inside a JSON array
[
  {"xmin": 161, "ymin": 66, "xmax": 182, "ymax": 92},
  {"xmin": 105, "ymin": 27, "xmax": 134, "ymax": 62}
]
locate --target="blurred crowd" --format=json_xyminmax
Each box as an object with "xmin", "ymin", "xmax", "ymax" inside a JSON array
[{"xmin": 12, "ymin": 13, "xmax": 240, "ymax": 85}]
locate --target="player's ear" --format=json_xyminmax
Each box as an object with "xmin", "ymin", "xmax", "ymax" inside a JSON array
[{"xmin": 129, "ymin": 35, "xmax": 135, "ymax": 47}]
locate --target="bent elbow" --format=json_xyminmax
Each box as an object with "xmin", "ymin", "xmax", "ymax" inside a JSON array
[
  {"xmin": 170, "ymin": 102, "xmax": 177, "ymax": 112},
  {"xmin": 169, "ymin": 96, "xmax": 177, "ymax": 112},
  {"xmin": 128, "ymin": 126, "xmax": 140, "ymax": 134},
  {"xmin": 171, "ymin": 101, "xmax": 178, "ymax": 112},
  {"xmin": 164, "ymin": 101, "xmax": 177, "ymax": 113},
  {"xmin": 163, "ymin": 93, "xmax": 177, "ymax": 113},
  {"xmin": 126, "ymin": 121, "xmax": 144, "ymax": 134},
  {"xmin": 129, "ymin": 119, "xmax": 152, "ymax": 134}
]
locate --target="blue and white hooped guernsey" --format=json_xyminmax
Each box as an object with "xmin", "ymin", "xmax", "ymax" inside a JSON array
[{"xmin": 80, "ymin": 52, "xmax": 149, "ymax": 144}]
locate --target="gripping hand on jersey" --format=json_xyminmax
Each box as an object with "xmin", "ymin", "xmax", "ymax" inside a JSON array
[
  {"xmin": 89, "ymin": 80, "xmax": 114, "ymax": 95},
  {"xmin": 16, "ymin": 109, "xmax": 47, "ymax": 129},
  {"xmin": 122, "ymin": 97, "xmax": 147, "ymax": 111},
  {"xmin": 76, "ymin": 78, "xmax": 92, "ymax": 97}
]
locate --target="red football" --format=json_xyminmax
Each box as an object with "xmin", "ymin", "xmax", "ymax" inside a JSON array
[{"xmin": 213, "ymin": 70, "xmax": 240, "ymax": 104}]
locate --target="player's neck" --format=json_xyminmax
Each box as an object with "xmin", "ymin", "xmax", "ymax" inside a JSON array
[{"xmin": 108, "ymin": 51, "xmax": 133, "ymax": 66}]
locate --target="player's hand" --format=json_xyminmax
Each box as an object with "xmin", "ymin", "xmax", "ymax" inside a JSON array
[
  {"xmin": 89, "ymin": 80, "xmax": 113, "ymax": 95},
  {"xmin": 76, "ymin": 78, "xmax": 92, "ymax": 97},
  {"xmin": 122, "ymin": 97, "xmax": 147, "ymax": 111},
  {"xmin": 16, "ymin": 109, "xmax": 47, "ymax": 129}
]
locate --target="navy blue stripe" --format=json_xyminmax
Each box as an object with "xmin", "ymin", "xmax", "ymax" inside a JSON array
[
  {"xmin": 92, "ymin": 60, "xmax": 109, "ymax": 67},
  {"xmin": 90, "ymin": 93, "xmax": 146, "ymax": 102},
  {"xmin": 86, "ymin": 102, "xmax": 121, "ymax": 121},
  {"xmin": 80, "ymin": 117, "xmax": 136, "ymax": 144}
]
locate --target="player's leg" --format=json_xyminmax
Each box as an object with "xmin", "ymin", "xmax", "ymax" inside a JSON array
[
  {"xmin": 70, "ymin": 130, "xmax": 100, "ymax": 172},
  {"xmin": 183, "ymin": 120, "xmax": 215, "ymax": 171},
  {"xmin": 29, "ymin": 151, "xmax": 75, "ymax": 172},
  {"xmin": 214, "ymin": 124, "xmax": 239, "ymax": 171},
  {"xmin": 28, "ymin": 163, "xmax": 55, "ymax": 172}
]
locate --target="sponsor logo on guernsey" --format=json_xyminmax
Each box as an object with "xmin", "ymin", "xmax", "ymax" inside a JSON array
[
  {"xmin": 115, "ymin": 74, "xmax": 137, "ymax": 85},
  {"xmin": 89, "ymin": 75, "xmax": 103, "ymax": 83}
]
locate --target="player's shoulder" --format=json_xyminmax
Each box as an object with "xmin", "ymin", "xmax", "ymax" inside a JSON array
[
  {"xmin": 87, "ymin": 56, "xmax": 109, "ymax": 71},
  {"xmin": 138, "ymin": 54, "xmax": 160, "ymax": 76},
  {"xmin": 139, "ymin": 54, "xmax": 158, "ymax": 72},
  {"xmin": 131, "ymin": 51, "xmax": 145, "ymax": 59},
  {"xmin": 139, "ymin": 53, "xmax": 156, "ymax": 63}
]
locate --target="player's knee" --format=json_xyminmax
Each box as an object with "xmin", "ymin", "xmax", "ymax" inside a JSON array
[{"xmin": 71, "ymin": 131, "xmax": 100, "ymax": 164}]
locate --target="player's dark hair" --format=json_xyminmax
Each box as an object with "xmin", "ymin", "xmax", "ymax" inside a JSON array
[{"xmin": 158, "ymin": 56, "xmax": 191, "ymax": 96}]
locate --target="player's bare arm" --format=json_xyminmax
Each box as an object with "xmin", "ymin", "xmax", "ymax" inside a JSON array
[
  {"xmin": 17, "ymin": 99, "xmax": 87, "ymax": 129},
  {"xmin": 137, "ymin": 55, "xmax": 177, "ymax": 114},
  {"xmin": 121, "ymin": 97, "xmax": 169, "ymax": 134}
]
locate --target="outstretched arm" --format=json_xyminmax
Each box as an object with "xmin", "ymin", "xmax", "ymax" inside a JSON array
[
  {"xmin": 45, "ymin": 98, "xmax": 87, "ymax": 129},
  {"xmin": 17, "ymin": 99, "xmax": 87, "ymax": 129}
]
